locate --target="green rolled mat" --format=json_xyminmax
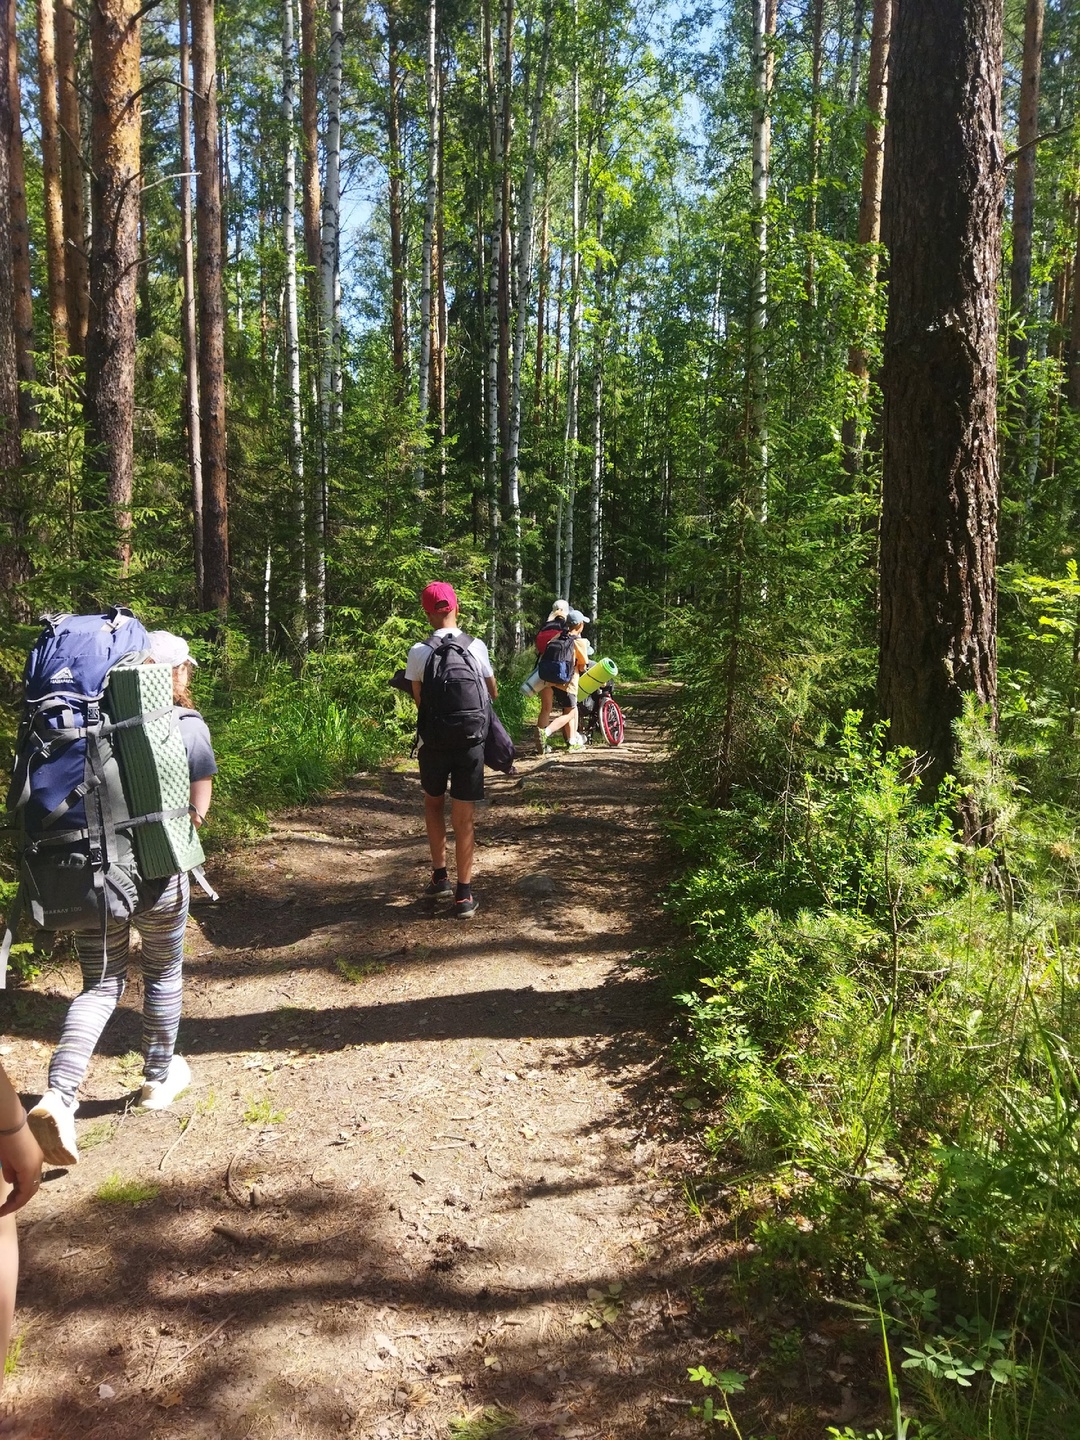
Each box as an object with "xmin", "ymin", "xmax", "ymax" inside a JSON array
[{"xmin": 107, "ymin": 663, "xmax": 205, "ymax": 879}]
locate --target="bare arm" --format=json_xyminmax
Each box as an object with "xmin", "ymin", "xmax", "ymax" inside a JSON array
[
  {"xmin": 189, "ymin": 776, "xmax": 213, "ymax": 828},
  {"xmin": 411, "ymin": 681, "xmax": 422, "ymax": 705},
  {"xmin": 486, "ymin": 677, "xmax": 498, "ymax": 699}
]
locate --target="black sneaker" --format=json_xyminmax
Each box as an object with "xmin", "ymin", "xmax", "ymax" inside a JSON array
[
  {"xmin": 425, "ymin": 875, "xmax": 453, "ymax": 900},
  {"xmin": 453, "ymin": 895, "xmax": 479, "ymax": 920}
]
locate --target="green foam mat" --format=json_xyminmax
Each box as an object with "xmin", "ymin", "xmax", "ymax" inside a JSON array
[{"xmin": 107, "ymin": 664, "xmax": 205, "ymax": 879}]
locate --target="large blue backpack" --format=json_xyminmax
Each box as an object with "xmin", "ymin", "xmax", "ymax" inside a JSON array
[{"xmin": 1, "ymin": 609, "xmax": 175, "ymax": 981}]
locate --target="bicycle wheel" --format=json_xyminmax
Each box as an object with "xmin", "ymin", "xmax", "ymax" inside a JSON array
[{"xmin": 599, "ymin": 697, "xmax": 625, "ymax": 746}]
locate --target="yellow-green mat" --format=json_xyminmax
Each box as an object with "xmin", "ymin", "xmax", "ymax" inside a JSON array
[{"xmin": 108, "ymin": 664, "xmax": 205, "ymax": 879}]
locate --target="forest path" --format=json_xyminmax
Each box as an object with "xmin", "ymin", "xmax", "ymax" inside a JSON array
[{"xmin": 6, "ymin": 682, "xmax": 716, "ymax": 1440}]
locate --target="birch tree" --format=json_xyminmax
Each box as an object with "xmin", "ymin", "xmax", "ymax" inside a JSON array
[
  {"xmin": 57, "ymin": 0, "xmax": 87, "ymax": 359},
  {"xmin": 282, "ymin": 0, "xmax": 307, "ymax": 649},
  {"xmin": 179, "ymin": 0, "xmax": 204, "ymax": 606},
  {"xmin": 6, "ymin": 0, "xmax": 33, "ymax": 420},
  {"xmin": 747, "ymin": 0, "xmax": 776, "ymax": 516}
]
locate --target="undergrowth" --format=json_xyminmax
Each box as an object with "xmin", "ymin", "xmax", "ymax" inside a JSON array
[{"xmin": 664, "ymin": 697, "xmax": 1080, "ymax": 1437}]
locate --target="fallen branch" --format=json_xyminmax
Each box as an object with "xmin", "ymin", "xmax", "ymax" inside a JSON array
[
  {"xmin": 152, "ymin": 1313, "xmax": 235, "ymax": 1383},
  {"xmin": 158, "ymin": 1110, "xmax": 196, "ymax": 1170}
]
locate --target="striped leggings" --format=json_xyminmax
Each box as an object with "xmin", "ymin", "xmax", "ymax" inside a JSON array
[{"xmin": 48, "ymin": 873, "xmax": 190, "ymax": 1103}]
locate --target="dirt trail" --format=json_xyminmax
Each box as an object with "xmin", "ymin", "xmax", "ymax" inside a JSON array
[{"xmin": 1, "ymin": 684, "xmax": 719, "ymax": 1440}]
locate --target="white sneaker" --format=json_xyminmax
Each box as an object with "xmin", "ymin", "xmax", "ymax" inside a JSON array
[
  {"xmin": 27, "ymin": 1089, "xmax": 80, "ymax": 1167},
  {"xmin": 140, "ymin": 1055, "xmax": 192, "ymax": 1110},
  {"xmin": 568, "ymin": 736, "xmax": 587, "ymax": 749}
]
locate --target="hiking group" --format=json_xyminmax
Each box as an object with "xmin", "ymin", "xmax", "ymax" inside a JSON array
[{"xmin": 0, "ymin": 585, "xmax": 608, "ymax": 1404}]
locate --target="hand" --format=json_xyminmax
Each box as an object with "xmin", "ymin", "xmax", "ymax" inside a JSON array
[{"xmin": 0, "ymin": 1124, "xmax": 43, "ymax": 1215}]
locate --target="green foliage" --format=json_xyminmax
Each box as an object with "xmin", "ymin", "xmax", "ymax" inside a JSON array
[
  {"xmin": 668, "ymin": 709, "xmax": 1080, "ymax": 1434},
  {"xmin": 242, "ymin": 1096, "xmax": 288, "ymax": 1126}
]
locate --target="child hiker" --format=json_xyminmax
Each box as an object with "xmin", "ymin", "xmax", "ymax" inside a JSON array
[{"xmin": 27, "ymin": 632, "xmax": 217, "ymax": 1167}]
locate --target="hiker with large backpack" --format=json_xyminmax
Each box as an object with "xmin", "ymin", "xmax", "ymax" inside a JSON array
[
  {"xmin": 404, "ymin": 583, "xmax": 497, "ymax": 920},
  {"xmin": 532, "ymin": 600, "xmax": 570, "ymax": 733},
  {"xmin": 534, "ymin": 609, "xmax": 590, "ymax": 754},
  {"xmin": 2, "ymin": 617, "xmax": 218, "ymax": 1168}
]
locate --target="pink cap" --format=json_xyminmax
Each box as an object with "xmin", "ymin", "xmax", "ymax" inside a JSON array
[{"xmin": 421, "ymin": 582, "xmax": 458, "ymax": 618}]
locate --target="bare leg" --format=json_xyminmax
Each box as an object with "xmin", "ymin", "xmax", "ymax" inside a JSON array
[
  {"xmin": 545, "ymin": 706, "xmax": 574, "ymax": 736},
  {"xmin": 424, "ymin": 794, "xmax": 448, "ymax": 869},
  {"xmin": 0, "ymin": 1185, "xmax": 16, "ymax": 1395},
  {"xmin": 537, "ymin": 685, "xmax": 553, "ymax": 729},
  {"xmin": 450, "ymin": 799, "xmax": 475, "ymax": 884}
]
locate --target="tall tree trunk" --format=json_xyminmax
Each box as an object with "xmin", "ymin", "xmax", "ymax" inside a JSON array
[
  {"xmin": 387, "ymin": 7, "xmax": 406, "ymax": 387},
  {"xmin": 535, "ymin": 186, "xmax": 549, "ymax": 414},
  {"xmin": 416, "ymin": 0, "xmax": 438, "ymax": 484},
  {"xmin": 0, "ymin": 0, "xmax": 29, "ymax": 614},
  {"xmin": 842, "ymin": 0, "xmax": 891, "ymax": 471},
  {"xmin": 38, "ymin": 0, "xmax": 68, "ymax": 364},
  {"xmin": 317, "ymin": 0, "xmax": 343, "ymax": 638},
  {"xmin": 497, "ymin": 0, "xmax": 513, "ymax": 470},
  {"xmin": 192, "ymin": 0, "xmax": 229, "ymax": 615},
  {"xmin": 505, "ymin": 0, "xmax": 551, "ymax": 647},
  {"xmin": 847, "ymin": 0, "xmax": 866, "ymax": 104},
  {"xmin": 434, "ymin": 39, "xmax": 447, "ymax": 514},
  {"xmin": 282, "ymin": 0, "xmax": 307, "ymax": 650},
  {"xmin": 299, "ymin": 0, "xmax": 323, "ymax": 645},
  {"xmin": 878, "ymin": 0, "xmax": 1003, "ymax": 793},
  {"xmin": 484, "ymin": 0, "xmax": 501, "ymax": 613},
  {"xmin": 85, "ymin": 0, "xmax": 142, "ymax": 569},
  {"xmin": 747, "ymin": 0, "xmax": 777, "ymax": 517},
  {"xmin": 805, "ymin": 0, "xmax": 825, "ymax": 299},
  {"xmin": 1069, "ymin": 199, "xmax": 1080, "ymax": 410},
  {"xmin": 1008, "ymin": 0, "xmax": 1043, "ymax": 370},
  {"xmin": 559, "ymin": 32, "xmax": 582, "ymax": 602},
  {"xmin": 587, "ymin": 192, "xmax": 604, "ymax": 627},
  {"xmin": 6, "ymin": 0, "xmax": 34, "ymax": 423},
  {"xmin": 178, "ymin": 0, "xmax": 203, "ymax": 607},
  {"xmin": 57, "ymin": 0, "xmax": 88, "ymax": 358}
]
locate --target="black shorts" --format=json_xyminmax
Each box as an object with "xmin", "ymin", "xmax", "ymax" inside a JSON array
[
  {"xmin": 550, "ymin": 687, "xmax": 574, "ymax": 713},
  {"xmin": 419, "ymin": 742, "xmax": 485, "ymax": 802}
]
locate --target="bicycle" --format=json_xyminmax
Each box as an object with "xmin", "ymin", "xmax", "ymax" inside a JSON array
[{"xmin": 577, "ymin": 680, "xmax": 625, "ymax": 746}]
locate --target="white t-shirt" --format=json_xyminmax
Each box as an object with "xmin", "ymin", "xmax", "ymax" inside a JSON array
[{"xmin": 404, "ymin": 627, "xmax": 495, "ymax": 684}]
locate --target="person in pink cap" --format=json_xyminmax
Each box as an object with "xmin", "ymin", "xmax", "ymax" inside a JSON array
[{"xmin": 404, "ymin": 585, "xmax": 497, "ymax": 919}]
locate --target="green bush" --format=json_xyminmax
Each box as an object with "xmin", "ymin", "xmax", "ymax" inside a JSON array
[{"xmin": 666, "ymin": 707, "xmax": 1080, "ymax": 1434}]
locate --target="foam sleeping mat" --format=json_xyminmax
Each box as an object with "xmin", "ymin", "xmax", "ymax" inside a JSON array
[{"xmin": 107, "ymin": 663, "xmax": 205, "ymax": 879}]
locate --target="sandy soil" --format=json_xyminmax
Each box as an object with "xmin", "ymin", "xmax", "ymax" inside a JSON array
[{"xmin": 0, "ymin": 685, "xmax": 734, "ymax": 1439}]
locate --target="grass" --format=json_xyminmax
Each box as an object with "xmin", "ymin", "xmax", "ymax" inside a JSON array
[
  {"xmin": 335, "ymin": 956, "xmax": 387, "ymax": 984},
  {"xmin": 5, "ymin": 1334, "xmax": 24, "ymax": 1377},
  {"xmin": 79, "ymin": 1119, "xmax": 117, "ymax": 1151},
  {"xmin": 113, "ymin": 1050, "xmax": 145, "ymax": 1085},
  {"xmin": 243, "ymin": 1096, "xmax": 288, "ymax": 1126},
  {"xmin": 447, "ymin": 1407, "xmax": 525, "ymax": 1439},
  {"xmin": 96, "ymin": 1172, "xmax": 160, "ymax": 1205}
]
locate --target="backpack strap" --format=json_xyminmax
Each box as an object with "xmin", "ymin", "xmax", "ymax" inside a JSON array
[{"xmin": 0, "ymin": 885, "xmax": 25, "ymax": 989}]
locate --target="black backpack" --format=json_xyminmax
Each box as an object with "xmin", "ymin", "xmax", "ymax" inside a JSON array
[
  {"xmin": 537, "ymin": 628, "xmax": 577, "ymax": 685},
  {"xmin": 418, "ymin": 633, "xmax": 491, "ymax": 749}
]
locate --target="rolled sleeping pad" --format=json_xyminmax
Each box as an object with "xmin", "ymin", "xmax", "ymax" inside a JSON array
[
  {"xmin": 577, "ymin": 657, "xmax": 618, "ymax": 697},
  {"xmin": 108, "ymin": 662, "xmax": 206, "ymax": 879},
  {"xmin": 520, "ymin": 666, "xmax": 545, "ymax": 697}
]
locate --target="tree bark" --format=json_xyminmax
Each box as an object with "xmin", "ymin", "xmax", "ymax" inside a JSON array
[
  {"xmin": 38, "ymin": 0, "xmax": 68, "ymax": 363},
  {"xmin": 178, "ymin": 0, "xmax": 203, "ymax": 607},
  {"xmin": 484, "ymin": 0, "xmax": 501, "ymax": 607},
  {"xmin": 1070, "ymin": 197, "xmax": 1080, "ymax": 410},
  {"xmin": 506, "ymin": 0, "xmax": 551, "ymax": 645},
  {"xmin": 1008, "ymin": 0, "xmax": 1043, "ymax": 370},
  {"xmin": 57, "ymin": 0, "xmax": 88, "ymax": 358},
  {"xmin": 299, "ymin": 0, "xmax": 323, "ymax": 644},
  {"xmin": 878, "ymin": 0, "xmax": 1003, "ymax": 791},
  {"xmin": 6, "ymin": 0, "xmax": 34, "ymax": 423},
  {"xmin": 85, "ymin": 0, "xmax": 142, "ymax": 569},
  {"xmin": 387, "ymin": 6, "xmax": 406, "ymax": 387},
  {"xmin": 282, "ymin": 0, "xmax": 307, "ymax": 650},
  {"xmin": 747, "ymin": 0, "xmax": 777, "ymax": 516},
  {"xmin": 805, "ymin": 0, "xmax": 825, "ymax": 299},
  {"xmin": 847, "ymin": 0, "xmax": 866, "ymax": 104},
  {"xmin": 0, "ymin": 0, "xmax": 29, "ymax": 614},
  {"xmin": 192, "ymin": 0, "xmax": 229, "ymax": 614},
  {"xmin": 416, "ymin": 0, "xmax": 438, "ymax": 479},
  {"xmin": 587, "ymin": 192, "xmax": 604, "ymax": 627},
  {"xmin": 842, "ymin": 0, "xmax": 891, "ymax": 470},
  {"xmin": 558, "ymin": 24, "xmax": 582, "ymax": 601},
  {"xmin": 315, "ymin": 0, "xmax": 343, "ymax": 642}
]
